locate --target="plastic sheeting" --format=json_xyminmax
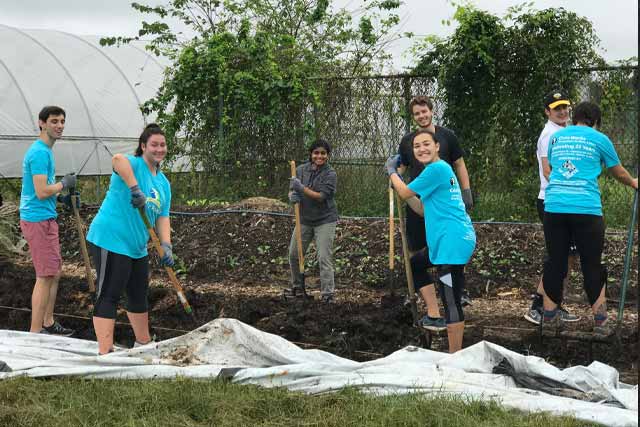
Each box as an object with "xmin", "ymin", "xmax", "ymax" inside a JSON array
[
  {"xmin": 0, "ymin": 318, "xmax": 636, "ymax": 426},
  {"xmin": 0, "ymin": 24, "xmax": 170, "ymax": 177}
]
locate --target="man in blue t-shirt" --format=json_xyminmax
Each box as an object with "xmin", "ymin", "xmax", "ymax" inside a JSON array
[{"xmin": 19, "ymin": 106, "xmax": 76, "ymax": 336}]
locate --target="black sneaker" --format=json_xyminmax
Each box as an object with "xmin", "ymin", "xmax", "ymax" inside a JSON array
[{"xmin": 42, "ymin": 321, "xmax": 74, "ymax": 337}]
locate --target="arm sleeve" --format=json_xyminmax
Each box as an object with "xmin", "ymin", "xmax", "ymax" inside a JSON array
[
  {"xmin": 447, "ymin": 131, "xmax": 465, "ymax": 162},
  {"xmin": 600, "ymin": 135, "xmax": 621, "ymax": 168},
  {"xmin": 126, "ymin": 154, "xmax": 140, "ymax": 175},
  {"xmin": 407, "ymin": 163, "xmax": 440, "ymax": 199},
  {"xmin": 537, "ymin": 131, "xmax": 550, "ymax": 159},
  {"xmin": 29, "ymin": 151, "xmax": 49, "ymax": 176},
  {"xmin": 399, "ymin": 134, "xmax": 411, "ymax": 166},
  {"xmin": 315, "ymin": 170, "xmax": 337, "ymax": 201},
  {"xmin": 160, "ymin": 182, "xmax": 171, "ymax": 217}
]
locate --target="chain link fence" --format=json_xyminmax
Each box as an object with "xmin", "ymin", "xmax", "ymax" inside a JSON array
[
  {"xmin": 1, "ymin": 66, "xmax": 636, "ymax": 227},
  {"xmin": 296, "ymin": 66, "xmax": 638, "ymax": 226}
]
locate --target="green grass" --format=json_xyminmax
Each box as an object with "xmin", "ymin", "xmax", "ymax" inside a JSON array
[{"xmin": 0, "ymin": 377, "xmax": 598, "ymax": 427}]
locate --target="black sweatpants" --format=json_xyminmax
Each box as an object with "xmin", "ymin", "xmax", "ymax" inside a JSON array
[{"xmin": 542, "ymin": 213, "xmax": 605, "ymax": 306}]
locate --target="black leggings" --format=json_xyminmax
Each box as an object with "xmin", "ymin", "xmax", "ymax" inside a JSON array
[
  {"xmin": 543, "ymin": 213, "xmax": 605, "ymax": 306},
  {"xmin": 89, "ymin": 243, "xmax": 149, "ymax": 319},
  {"xmin": 410, "ymin": 250, "xmax": 465, "ymax": 324}
]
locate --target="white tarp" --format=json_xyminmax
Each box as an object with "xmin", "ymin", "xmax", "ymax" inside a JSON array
[
  {"xmin": 0, "ymin": 318, "xmax": 637, "ymax": 427},
  {"xmin": 0, "ymin": 24, "xmax": 170, "ymax": 177}
]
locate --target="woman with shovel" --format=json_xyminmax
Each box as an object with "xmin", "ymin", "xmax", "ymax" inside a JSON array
[
  {"xmin": 286, "ymin": 139, "xmax": 338, "ymax": 303},
  {"xmin": 385, "ymin": 129, "xmax": 476, "ymax": 353},
  {"xmin": 87, "ymin": 124, "xmax": 175, "ymax": 355}
]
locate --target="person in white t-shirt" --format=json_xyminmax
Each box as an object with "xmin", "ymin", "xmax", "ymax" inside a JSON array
[{"xmin": 524, "ymin": 90, "xmax": 580, "ymax": 325}]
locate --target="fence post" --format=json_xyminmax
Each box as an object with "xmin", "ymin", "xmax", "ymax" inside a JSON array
[{"xmin": 402, "ymin": 76, "xmax": 412, "ymax": 134}]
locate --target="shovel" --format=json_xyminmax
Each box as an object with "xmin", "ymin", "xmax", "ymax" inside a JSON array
[
  {"xmin": 69, "ymin": 187, "xmax": 95, "ymax": 293},
  {"xmin": 283, "ymin": 160, "xmax": 311, "ymax": 300},
  {"xmin": 388, "ymin": 181, "xmax": 395, "ymax": 291},
  {"xmin": 138, "ymin": 208, "xmax": 195, "ymax": 319},
  {"xmin": 394, "ymin": 190, "xmax": 432, "ymax": 349}
]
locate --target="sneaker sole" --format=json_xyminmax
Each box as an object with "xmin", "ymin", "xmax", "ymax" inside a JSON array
[
  {"xmin": 523, "ymin": 313, "xmax": 541, "ymax": 326},
  {"xmin": 560, "ymin": 317, "xmax": 581, "ymax": 323}
]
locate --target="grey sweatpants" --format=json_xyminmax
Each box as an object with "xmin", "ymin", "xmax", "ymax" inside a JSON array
[{"xmin": 288, "ymin": 221, "xmax": 336, "ymax": 296}]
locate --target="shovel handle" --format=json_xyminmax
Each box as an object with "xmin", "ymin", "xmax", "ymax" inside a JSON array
[
  {"xmin": 389, "ymin": 182, "xmax": 395, "ymax": 270},
  {"xmin": 394, "ymin": 190, "xmax": 419, "ymax": 324},
  {"xmin": 138, "ymin": 208, "xmax": 193, "ymax": 315},
  {"xmin": 70, "ymin": 192, "xmax": 95, "ymax": 292},
  {"xmin": 290, "ymin": 161, "xmax": 305, "ymax": 274}
]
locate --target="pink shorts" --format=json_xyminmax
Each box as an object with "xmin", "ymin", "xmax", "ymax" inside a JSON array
[{"xmin": 20, "ymin": 219, "xmax": 62, "ymax": 277}]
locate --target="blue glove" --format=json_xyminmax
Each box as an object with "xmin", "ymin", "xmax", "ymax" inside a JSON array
[
  {"xmin": 160, "ymin": 242, "xmax": 174, "ymax": 267},
  {"xmin": 289, "ymin": 177, "xmax": 305, "ymax": 193},
  {"xmin": 385, "ymin": 155, "xmax": 401, "ymax": 176},
  {"xmin": 57, "ymin": 192, "xmax": 80, "ymax": 209},
  {"xmin": 288, "ymin": 191, "xmax": 302, "ymax": 204},
  {"xmin": 130, "ymin": 185, "xmax": 146, "ymax": 209}
]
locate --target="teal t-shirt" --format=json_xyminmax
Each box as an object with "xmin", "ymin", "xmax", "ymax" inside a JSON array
[
  {"xmin": 87, "ymin": 155, "xmax": 171, "ymax": 258},
  {"xmin": 407, "ymin": 160, "xmax": 476, "ymax": 265},
  {"xmin": 545, "ymin": 126, "xmax": 620, "ymax": 216},
  {"xmin": 20, "ymin": 140, "xmax": 57, "ymax": 222}
]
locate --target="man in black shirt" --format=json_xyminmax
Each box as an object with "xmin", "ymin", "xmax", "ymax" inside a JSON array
[{"xmin": 397, "ymin": 95, "xmax": 473, "ymax": 330}]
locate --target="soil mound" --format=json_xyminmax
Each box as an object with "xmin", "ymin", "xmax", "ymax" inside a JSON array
[{"xmin": 229, "ymin": 197, "xmax": 289, "ymax": 212}]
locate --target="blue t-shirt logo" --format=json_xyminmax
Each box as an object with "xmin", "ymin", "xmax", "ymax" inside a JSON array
[
  {"xmin": 561, "ymin": 160, "xmax": 578, "ymax": 178},
  {"xmin": 148, "ymin": 188, "xmax": 162, "ymax": 213}
]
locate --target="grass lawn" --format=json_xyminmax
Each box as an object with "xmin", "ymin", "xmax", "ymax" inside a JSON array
[{"xmin": 0, "ymin": 377, "xmax": 599, "ymax": 427}]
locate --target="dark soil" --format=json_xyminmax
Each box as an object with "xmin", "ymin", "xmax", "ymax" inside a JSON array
[{"xmin": 1, "ymin": 201, "xmax": 638, "ymax": 383}]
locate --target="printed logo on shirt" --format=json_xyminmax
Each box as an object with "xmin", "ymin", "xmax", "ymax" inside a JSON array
[
  {"xmin": 551, "ymin": 136, "xmax": 558, "ymax": 145},
  {"xmin": 450, "ymin": 177, "xmax": 455, "ymax": 186},
  {"xmin": 147, "ymin": 188, "xmax": 162, "ymax": 213},
  {"xmin": 561, "ymin": 160, "xmax": 578, "ymax": 179}
]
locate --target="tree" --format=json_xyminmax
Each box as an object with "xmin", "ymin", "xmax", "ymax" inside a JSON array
[
  {"xmin": 411, "ymin": 3, "xmax": 605, "ymax": 219},
  {"xmin": 101, "ymin": 0, "xmax": 403, "ymax": 191}
]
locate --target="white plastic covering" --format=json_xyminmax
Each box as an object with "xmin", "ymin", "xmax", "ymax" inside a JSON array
[
  {"xmin": 0, "ymin": 24, "xmax": 170, "ymax": 177},
  {"xmin": 0, "ymin": 318, "xmax": 637, "ymax": 426}
]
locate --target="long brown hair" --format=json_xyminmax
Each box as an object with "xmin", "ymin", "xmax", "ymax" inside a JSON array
[{"xmin": 135, "ymin": 123, "xmax": 165, "ymax": 156}]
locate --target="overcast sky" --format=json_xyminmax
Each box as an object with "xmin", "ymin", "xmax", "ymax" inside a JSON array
[{"xmin": 1, "ymin": 0, "xmax": 637, "ymax": 71}]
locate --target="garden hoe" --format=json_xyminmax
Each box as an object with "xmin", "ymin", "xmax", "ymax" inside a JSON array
[
  {"xmin": 616, "ymin": 188, "xmax": 638, "ymax": 338},
  {"xmin": 394, "ymin": 191, "xmax": 433, "ymax": 349},
  {"xmin": 138, "ymin": 208, "xmax": 195, "ymax": 320},
  {"xmin": 388, "ymin": 181, "xmax": 395, "ymax": 293},
  {"xmin": 283, "ymin": 160, "xmax": 311, "ymax": 301},
  {"xmin": 69, "ymin": 186, "xmax": 95, "ymax": 293}
]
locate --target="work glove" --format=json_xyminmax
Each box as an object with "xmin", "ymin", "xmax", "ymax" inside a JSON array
[
  {"xmin": 384, "ymin": 155, "xmax": 401, "ymax": 177},
  {"xmin": 130, "ymin": 185, "xmax": 146, "ymax": 209},
  {"xmin": 461, "ymin": 188, "xmax": 473, "ymax": 212},
  {"xmin": 288, "ymin": 191, "xmax": 302, "ymax": 204},
  {"xmin": 159, "ymin": 242, "xmax": 175, "ymax": 267},
  {"xmin": 57, "ymin": 191, "xmax": 80, "ymax": 209},
  {"xmin": 60, "ymin": 173, "xmax": 77, "ymax": 190},
  {"xmin": 289, "ymin": 177, "xmax": 305, "ymax": 193}
]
